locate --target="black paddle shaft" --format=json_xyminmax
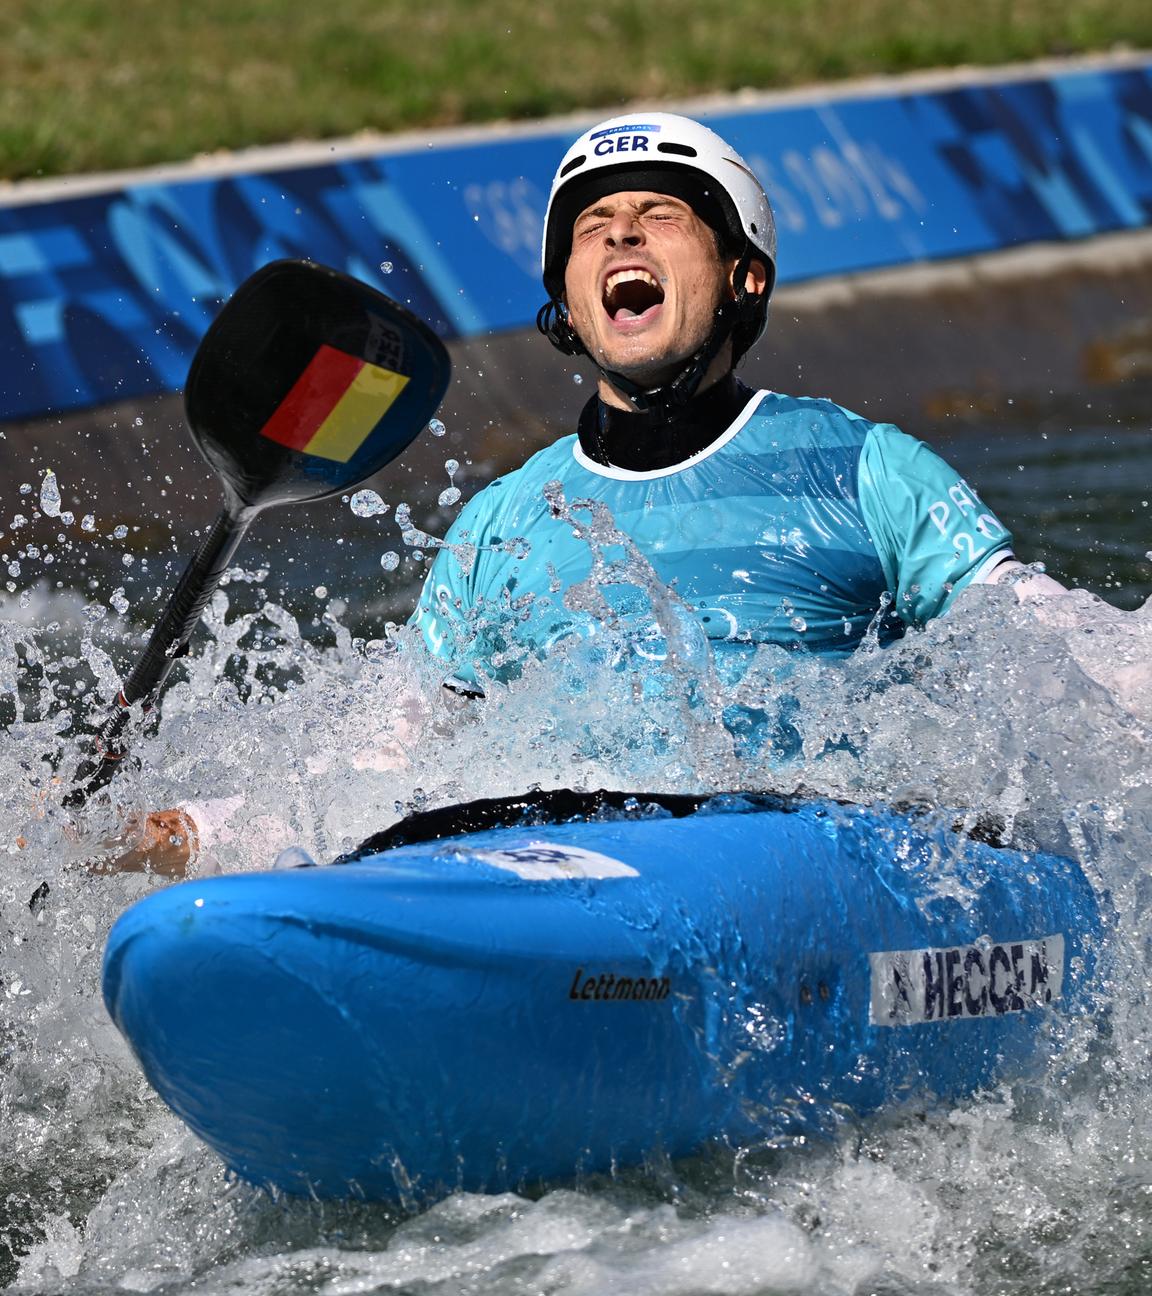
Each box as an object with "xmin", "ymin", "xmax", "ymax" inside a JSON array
[
  {"xmin": 65, "ymin": 504, "xmax": 254, "ymax": 808},
  {"xmin": 63, "ymin": 259, "xmax": 452, "ymax": 812}
]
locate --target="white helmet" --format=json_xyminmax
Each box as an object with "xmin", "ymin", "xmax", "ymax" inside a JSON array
[
  {"xmin": 542, "ymin": 113, "xmax": 775, "ymax": 295},
  {"xmin": 538, "ymin": 112, "xmax": 777, "ymax": 382}
]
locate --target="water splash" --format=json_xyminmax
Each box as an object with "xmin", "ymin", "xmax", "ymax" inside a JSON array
[
  {"xmin": 438, "ymin": 460, "xmax": 461, "ymax": 509},
  {"xmin": 349, "ymin": 490, "xmax": 390, "ymax": 519},
  {"xmin": 1, "ymin": 496, "xmax": 1150, "ymax": 1295},
  {"xmin": 38, "ymin": 472, "xmax": 61, "ymax": 519}
]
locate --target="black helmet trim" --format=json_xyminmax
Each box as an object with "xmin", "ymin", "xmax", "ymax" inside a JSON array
[{"xmin": 541, "ymin": 162, "xmax": 745, "ymax": 300}]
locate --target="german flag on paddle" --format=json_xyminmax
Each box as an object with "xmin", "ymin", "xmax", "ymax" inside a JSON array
[{"xmin": 258, "ymin": 343, "xmax": 410, "ymax": 463}]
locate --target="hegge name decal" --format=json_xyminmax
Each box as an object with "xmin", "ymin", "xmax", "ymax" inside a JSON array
[{"xmin": 869, "ymin": 933, "xmax": 1064, "ymax": 1027}]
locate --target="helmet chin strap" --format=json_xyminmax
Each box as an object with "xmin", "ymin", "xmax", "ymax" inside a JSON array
[{"xmin": 538, "ymin": 251, "xmax": 760, "ymax": 416}]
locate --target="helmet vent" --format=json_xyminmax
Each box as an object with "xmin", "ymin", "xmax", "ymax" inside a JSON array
[
  {"xmin": 559, "ymin": 154, "xmax": 586, "ymax": 177},
  {"xmin": 657, "ymin": 142, "xmax": 697, "ymax": 157}
]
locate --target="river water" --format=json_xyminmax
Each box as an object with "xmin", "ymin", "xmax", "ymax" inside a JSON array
[{"xmin": 1, "ymin": 412, "xmax": 1151, "ymax": 1295}]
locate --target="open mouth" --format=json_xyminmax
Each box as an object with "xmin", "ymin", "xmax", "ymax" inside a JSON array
[{"xmin": 602, "ymin": 268, "xmax": 665, "ymax": 322}]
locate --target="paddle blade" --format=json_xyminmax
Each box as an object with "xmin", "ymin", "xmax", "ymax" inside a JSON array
[{"xmin": 184, "ymin": 260, "xmax": 451, "ymax": 509}]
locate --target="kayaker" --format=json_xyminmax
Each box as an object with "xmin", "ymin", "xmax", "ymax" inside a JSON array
[
  {"xmin": 106, "ymin": 111, "xmax": 1147, "ymax": 876},
  {"xmin": 410, "ymin": 111, "xmax": 1024, "ymax": 693}
]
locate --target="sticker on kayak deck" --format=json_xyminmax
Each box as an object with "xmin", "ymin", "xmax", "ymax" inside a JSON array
[
  {"xmin": 568, "ymin": 967, "xmax": 671, "ymax": 1001},
  {"xmin": 470, "ymin": 844, "xmax": 638, "ymax": 881},
  {"xmin": 869, "ymin": 933, "xmax": 1064, "ymax": 1027}
]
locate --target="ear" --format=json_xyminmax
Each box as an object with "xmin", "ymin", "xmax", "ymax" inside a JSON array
[{"xmin": 741, "ymin": 258, "xmax": 769, "ymax": 297}]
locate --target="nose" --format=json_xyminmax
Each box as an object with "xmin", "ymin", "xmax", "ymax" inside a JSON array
[{"xmin": 604, "ymin": 209, "xmax": 644, "ymax": 247}]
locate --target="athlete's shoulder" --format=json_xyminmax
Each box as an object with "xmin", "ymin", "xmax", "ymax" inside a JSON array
[
  {"xmin": 451, "ymin": 434, "xmax": 578, "ymax": 537},
  {"xmin": 514, "ymin": 432, "xmax": 580, "ymax": 479},
  {"xmin": 467, "ymin": 434, "xmax": 578, "ymax": 498},
  {"xmin": 737, "ymin": 389, "xmax": 887, "ymax": 451},
  {"xmin": 486, "ymin": 434, "xmax": 579, "ymax": 490}
]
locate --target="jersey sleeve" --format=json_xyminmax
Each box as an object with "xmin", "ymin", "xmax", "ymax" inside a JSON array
[{"xmin": 857, "ymin": 423, "xmax": 1013, "ymax": 626}]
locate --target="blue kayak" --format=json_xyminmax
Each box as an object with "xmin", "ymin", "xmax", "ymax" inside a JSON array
[{"xmin": 102, "ymin": 792, "xmax": 1105, "ymax": 1201}]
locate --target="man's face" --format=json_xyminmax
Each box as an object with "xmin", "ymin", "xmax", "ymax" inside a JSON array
[{"xmin": 562, "ymin": 190, "xmax": 737, "ymax": 389}]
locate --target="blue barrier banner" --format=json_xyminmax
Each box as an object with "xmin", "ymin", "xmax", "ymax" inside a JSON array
[{"xmin": 2, "ymin": 61, "xmax": 1151, "ymax": 422}]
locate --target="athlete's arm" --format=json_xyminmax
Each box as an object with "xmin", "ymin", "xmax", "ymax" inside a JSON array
[
  {"xmin": 980, "ymin": 558, "xmax": 1067, "ymax": 600},
  {"xmin": 16, "ymin": 791, "xmax": 199, "ymax": 877},
  {"xmin": 983, "ymin": 558, "xmax": 1152, "ymax": 716},
  {"xmin": 858, "ymin": 424, "xmax": 1014, "ymax": 626},
  {"xmin": 91, "ymin": 808, "xmax": 200, "ymax": 878},
  {"xmin": 86, "ymin": 793, "xmax": 255, "ymax": 877}
]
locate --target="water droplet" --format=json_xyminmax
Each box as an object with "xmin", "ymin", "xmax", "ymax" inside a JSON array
[
  {"xmin": 19, "ymin": 483, "xmax": 31, "ymax": 495},
  {"xmin": 112, "ymin": 524, "xmax": 128, "ymax": 540},
  {"xmin": 573, "ymin": 373, "xmax": 583, "ymax": 384},
  {"xmin": 429, "ymin": 418, "xmax": 446, "ymax": 437},
  {"xmin": 81, "ymin": 514, "xmax": 95, "ymax": 532},
  {"xmin": 790, "ymin": 616, "xmax": 807, "ymax": 633},
  {"xmin": 59, "ymin": 511, "xmax": 74, "ymax": 526},
  {"xmin": 314, "ymin": 585, "xmax": 328, "ymax": 598},
  {"xmin": 349, "ymin": 489, "xmax": 390, "ymax": 518},
  {"xmin": 39, "ymin": 471, "xmax": 61, "ymax": 517},
  {"xmin": 121, "ymin": 553, "xmax": 134, "ymax": 566},
  {"xmin": 110, "ymin": 587, "xmax": 129, "ymax": 614},
  {"xmin": 133, "ymin": 416, "xmax": 143, "ymax": 427},
  {"xmin": 380, "ymin": 551, "xmax": 400, "ymax": 572},
  {"xmin": 379, "ymin": 261, "xmax": 394, "ymax": 274},
  {"xmin": 438, "ymin": 487, "xmax": 461, "ymax": 507},
  {"xmin": 444, "ymin": 459, "xmax": 459, "ymax": 478}
]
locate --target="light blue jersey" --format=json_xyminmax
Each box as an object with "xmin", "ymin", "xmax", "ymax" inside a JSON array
[{"xmin": 411, "ymin": 390, "xmax": 1012, "ymax": 689}]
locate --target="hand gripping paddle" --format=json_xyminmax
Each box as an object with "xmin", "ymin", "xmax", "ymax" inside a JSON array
[{"xmin": 66, "ymin": 259, "xmax": 451, "ymax": 808}]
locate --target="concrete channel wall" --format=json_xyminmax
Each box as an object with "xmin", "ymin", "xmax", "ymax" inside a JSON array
[{"xmin": 2, "ymin": 53, "xmax": 1151, "ymax": 532}]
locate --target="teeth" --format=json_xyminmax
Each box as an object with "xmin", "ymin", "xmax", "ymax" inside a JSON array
[{"xmin": 605, "ymin": 269, "xmax": 660, "ymax": 294}]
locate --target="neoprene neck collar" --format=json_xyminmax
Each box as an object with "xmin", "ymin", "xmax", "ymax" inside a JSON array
[{"xmin": 576, "ymin": 372, "xmax": 754, "ymax": 471}]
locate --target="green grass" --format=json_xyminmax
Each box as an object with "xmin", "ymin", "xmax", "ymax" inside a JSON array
[{"xmin": 1, "ymin": 0, "xmax": 1149, "ymax": 180}]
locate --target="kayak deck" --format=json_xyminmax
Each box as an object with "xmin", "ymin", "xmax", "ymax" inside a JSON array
[{"xmin": 103, "ymin": 794, "xmax": 1105, "ymax": 1200}]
